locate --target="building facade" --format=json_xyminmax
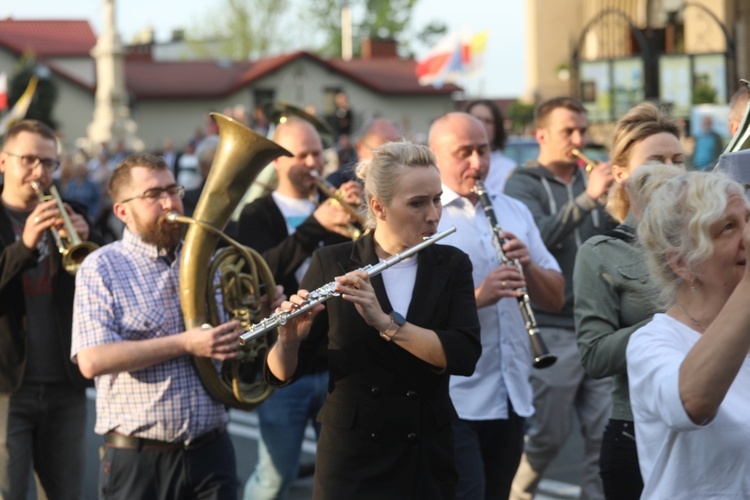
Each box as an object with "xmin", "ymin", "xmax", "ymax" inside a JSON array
[{"xmin": 524, "ymin": 0, "xmax": 749, "ymax": 122}]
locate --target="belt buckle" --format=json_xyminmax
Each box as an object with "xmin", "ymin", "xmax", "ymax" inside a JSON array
[{"xmin": 184, "ymin": 428, "xmax": 220, "ymax": 450}]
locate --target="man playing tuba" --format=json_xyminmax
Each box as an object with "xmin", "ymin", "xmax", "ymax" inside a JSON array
[{"xmin": 71, "ymin": 153, "xmax": 244, "ymax": 498}]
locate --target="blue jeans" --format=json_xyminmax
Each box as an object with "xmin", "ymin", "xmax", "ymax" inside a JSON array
[
  {"xmin": 0, "ymin": 383, "xmax": 87, "ymax": 500},
  {"xmin": 243, "ymin": 371, "xmax": 328, "ymax": 500}
]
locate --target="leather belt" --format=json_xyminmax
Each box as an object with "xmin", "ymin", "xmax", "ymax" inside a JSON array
[{"xmin": 104, "ymin": 427, "xmax": 224, "ymax": 451}]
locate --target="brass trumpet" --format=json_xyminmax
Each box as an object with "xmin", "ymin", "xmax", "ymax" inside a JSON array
[
  {"xmin": 30, "ymin": 181, "xmax": 99, "ymax": 274},
  {"xmin": 309, "ymin": 170, "xmax": 365, "ymax": 240},
  {"xmin": 571, "ymin": 148, "xmax": 597, "ymax": 174}
]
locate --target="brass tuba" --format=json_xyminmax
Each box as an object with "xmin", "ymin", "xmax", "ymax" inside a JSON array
[{"xmin": 176, "ymin": 112, "xmax": 292, "ymax": 410}]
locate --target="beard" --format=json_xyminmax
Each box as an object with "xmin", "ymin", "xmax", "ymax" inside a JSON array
[{"xmin": 136, "ymin": 212, "xmax": 184, "ymax": 250}]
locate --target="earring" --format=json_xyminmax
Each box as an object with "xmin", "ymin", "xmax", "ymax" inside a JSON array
[{"xmin": 690, "ymin": 280, "xmax": 697, "ymax": 292}]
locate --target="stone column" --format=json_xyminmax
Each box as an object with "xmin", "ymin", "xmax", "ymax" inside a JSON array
[{"xmin": 86, "ymin": 0, "xmax": 142, "ymax": 153}]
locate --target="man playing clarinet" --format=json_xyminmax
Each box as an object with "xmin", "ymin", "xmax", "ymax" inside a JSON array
[{"xmin": 430, "ymin": 112, "xmax": 564, "ymax": 500}]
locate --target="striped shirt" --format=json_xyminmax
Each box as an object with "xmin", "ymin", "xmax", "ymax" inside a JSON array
[{"xmin": 71, "ymin": 228, "xmax": 227, "ymax": 442}]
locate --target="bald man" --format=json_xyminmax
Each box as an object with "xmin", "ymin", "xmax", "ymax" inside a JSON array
[
  {"xmin": 326, "ymin": 117, "xmax": 402, "ymax": 187},
  {"xmin": 237, "ymin": 118, "xmax": 360, "ymax": 500},
  {"xmin": 430, "ymin": 112, "xmax": 564, "ymax": 500}
]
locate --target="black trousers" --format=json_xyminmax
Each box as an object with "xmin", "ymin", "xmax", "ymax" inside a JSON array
[
  {"xmin": 98, "ymin": 430, "xmax": 236, "ymax": 500},
  {"xmin": 599, "ymin": 419, "xmax": 643, "ymax": 500},
  {"xmin": 452, "ymin": 410, "xmax": 525, "ymax": 500}
]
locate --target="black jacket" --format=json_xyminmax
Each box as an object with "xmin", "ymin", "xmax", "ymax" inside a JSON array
[
  {"xmin": 0, "ymin": 184, "xmax": 99, "ymax": 392},
  {"xmin": 269, "ymin": 233, "xmax": 481, "ymax": 499}
]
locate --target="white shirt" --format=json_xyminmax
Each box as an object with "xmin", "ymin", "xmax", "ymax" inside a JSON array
[
  {"xmin": 381, "ymin": 256, "xmax": 417, "ymax": 317},
  {"xmin": 272, "ymin": 191, "xmax": 317, "ymax": 284},
  {"xmin": 439, "ymin": 185, "xmax": 560, "ymax": 420},
  {"xmin": 484, "ymin": 150, "xmax": 517, "ymax": 194},
  {"xmin": 628, "ymin": 313, "xmax": 750, "ymax": 499}
]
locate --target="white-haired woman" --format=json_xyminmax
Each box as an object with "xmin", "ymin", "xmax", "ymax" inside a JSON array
[{"xmin": 627, "ymin": 170, "xmax": 750, "ymax": 498}]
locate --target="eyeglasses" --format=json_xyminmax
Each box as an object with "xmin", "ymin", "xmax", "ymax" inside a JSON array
[
  {"xmin": 3, "ymin": 151, "xmax": 61, "ymax": 172},
  {"xmin": 120, "ymin": 185, "xmax": 185, "ymax": 204}
]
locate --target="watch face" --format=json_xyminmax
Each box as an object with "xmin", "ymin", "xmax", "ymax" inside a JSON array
[{"xmin": 391, "ymin": 311, "xmax": 405, "ymax": 326}]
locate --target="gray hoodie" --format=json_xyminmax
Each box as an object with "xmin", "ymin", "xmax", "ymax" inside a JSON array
[{"xmin": 504, "ymin": 162, "xmax": 615, "ymax": 328}]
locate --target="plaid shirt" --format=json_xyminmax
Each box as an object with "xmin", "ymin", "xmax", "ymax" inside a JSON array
[{"xmin": 71, "ymin": 228, "xmax": 227, "ymax": 442}]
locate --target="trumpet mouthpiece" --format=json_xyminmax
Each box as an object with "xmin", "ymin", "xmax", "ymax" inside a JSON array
[{"xmin": 166, "ymin": 211, "xmax": 181, "ymax": 223}]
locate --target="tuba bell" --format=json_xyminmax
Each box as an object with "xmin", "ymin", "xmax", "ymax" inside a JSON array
[{"xmin": 176, "ymin": 112, "xmax": 292, "ymax": 410}]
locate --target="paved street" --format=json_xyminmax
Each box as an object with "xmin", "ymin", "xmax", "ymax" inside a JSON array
[{"xmin": 63, "ymin": 389, "xmax": 583, "ymax": 499}]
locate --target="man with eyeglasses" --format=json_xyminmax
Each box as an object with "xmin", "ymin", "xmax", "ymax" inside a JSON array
[
  {"xmin": 71, "ymin": 153, "xmax": 244, "ymax": 498},
  {"xmin": 0, "ymin": 119, "xmax": 99, "ymax": 498}
]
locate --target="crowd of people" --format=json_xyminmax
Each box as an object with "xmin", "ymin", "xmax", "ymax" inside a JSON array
[{"xmin": 1, "ymin": 82, "xmax": 750, "ymax": 500}]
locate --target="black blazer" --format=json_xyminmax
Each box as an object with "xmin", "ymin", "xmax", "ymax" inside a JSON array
[
  {"xmin": 269, "ymin": 232, "xmax": 481, "ymax": 500},
  {"xmin": 0, "ymin": 184, "xmax": 99, "ymax": 392}
]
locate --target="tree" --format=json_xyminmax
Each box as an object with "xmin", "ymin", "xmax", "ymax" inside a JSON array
[
  {"xmin": 507, "ymin": 100, "xmax": 535, "ymax": 135},
  {"xmin": 303, "ymin": 0, "xmax": 443, "ymax": 58},
  {"xmin": 7, "ymin": 53, "xmax": 58, "ymax": 130},
  {"xmin": 188, "ymin": 0, "xmax": 288, "ymax": 60}
]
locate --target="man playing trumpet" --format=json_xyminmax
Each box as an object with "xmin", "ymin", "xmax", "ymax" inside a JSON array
[
  {"xmin": 0, "ymin": 120, "xmax": 99, "ymax": 498},
  {"xmin": 504, "ymin": 97, "xmax": 615, "ymax": 500},
  {"xmin": 238, "ymin": 117, "xmax": 362, "ymax": 500}
]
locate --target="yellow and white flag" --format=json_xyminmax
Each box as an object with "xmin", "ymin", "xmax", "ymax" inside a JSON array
[{"xmin": 0, "ymin": 75, "xmax": 39, "ymax": 136}]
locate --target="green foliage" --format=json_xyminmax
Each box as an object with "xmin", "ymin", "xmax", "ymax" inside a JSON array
[
  {"xmin": 187, "ymin": 0, "xmax": 445, "ymax": 61},
  {"xmin": 7, "ymin": 53, "xmax": 58, "ymax": 129},
  {"xmin": 692, "ymin": 80, "xmax": 717, "ymax": 105},
  {"xmin": 360, "ymin": 0, "xmax": 418, "ymax": 39},
  {"xmin": 507, "ymin": 100, "xmax": 535, "ymax": 135},
  {"xmin": 188, "ymin": 0, "xmax": 288, "ymax": 59},
  {"xmin": 415, "ymin": 21, "xmax": 448, "ymax": 49},
  {"xmin": 304, "ymin": 0, "xmax": 434, "ymax": 58}
]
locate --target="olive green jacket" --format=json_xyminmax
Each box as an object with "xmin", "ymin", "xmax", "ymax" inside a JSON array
[{"xmin": 573, "ymin": 217, "xmax": 660, "ymax": 421}]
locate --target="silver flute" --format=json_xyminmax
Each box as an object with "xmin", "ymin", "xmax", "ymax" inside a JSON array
[
  {"xmin": 472, "ymin": 179, "xmax": 556, "ymax": 369},
  {"xmin": 238, "ymin": 226, "xmax": 456, "ymax": 346}
]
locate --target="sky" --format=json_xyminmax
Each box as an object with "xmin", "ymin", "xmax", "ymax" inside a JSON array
[{"xmin": 3, "ymin": 0, "xmax": 526, "ymax": 98}]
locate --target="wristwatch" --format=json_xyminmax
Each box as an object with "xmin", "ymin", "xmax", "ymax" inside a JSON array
[{"xmin": 380, "ymin": 311, "xmax": 405, "ymax": 341}]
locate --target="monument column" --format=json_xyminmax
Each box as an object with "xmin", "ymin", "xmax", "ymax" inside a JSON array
[{"xmin": 86, "ymin": 0, "xmax": 142, "ymax": 152}]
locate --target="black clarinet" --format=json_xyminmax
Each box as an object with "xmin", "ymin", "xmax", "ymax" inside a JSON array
[{"xmin": 473, "ymin": 179, "xmax": 557, "ymax": 369}]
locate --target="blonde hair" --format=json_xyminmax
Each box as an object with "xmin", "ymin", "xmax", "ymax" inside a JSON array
[
  {"xmin": 355, "ymin": 141, "xmax": 437, "ymax": 229},
  {"xmin": 637, "ymin": 171, "xmax": 746, "ymax": 307},
  {"xmin": 607, "ymin": 102, "xmax": 680, "ymax": 222}
]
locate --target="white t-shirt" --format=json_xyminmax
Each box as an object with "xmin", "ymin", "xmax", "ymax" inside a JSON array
[
  {"xmin": 380, "ymin": 256, "xmax": 417, "ymax": 318},
  {"xmin": 439, "ymin": 185, "xmax": 561, "ymax": 420},
  {"xmin": 271, "ymin": 191, "xmax": 317, "ymax": 284},
  {"xmin": 627, "ymin": 313, "xmax": 750, "ymax": 499}
]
